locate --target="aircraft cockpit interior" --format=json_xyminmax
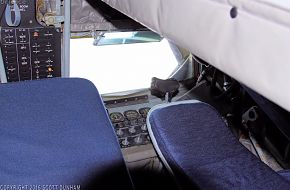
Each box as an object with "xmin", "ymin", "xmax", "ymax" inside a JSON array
[{"xmin": 1, "ymin": 0, "xmax": 290, "ymax": 189}]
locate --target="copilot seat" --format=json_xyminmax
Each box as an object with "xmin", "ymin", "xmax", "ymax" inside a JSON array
[
  {"xmin": 147, "ymin": 100, "xmax": 290, "ymax": 190},
  {"xmin": 0, "ymin": 78, "xmax": 133, "ymax": 189}
]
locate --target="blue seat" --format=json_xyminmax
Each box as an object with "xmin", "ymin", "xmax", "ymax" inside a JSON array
[
  {"xmin": 147, "ymin": 100, "xmax": 290, "ymax": 190},
  {"xmin": 279, "ymin": 170, "xmax": 290, "ymax": 183},
  {"xmin": 0, "ymin": 78, "xmax": 133, "ymax": 189}
]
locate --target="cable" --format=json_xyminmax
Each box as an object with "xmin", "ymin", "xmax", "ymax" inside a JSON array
[
  {"xmin": 168, "ymin": 55, "xmax": 191, "ymax": 79},
  {"xmin": 248, "ymin": 132, "xmax": 262, "ymax": 160}
]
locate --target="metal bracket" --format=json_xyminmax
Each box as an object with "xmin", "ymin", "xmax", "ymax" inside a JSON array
[{"xmin": 242, "ymin": 106, "xmax": 259, "ymax": 127}]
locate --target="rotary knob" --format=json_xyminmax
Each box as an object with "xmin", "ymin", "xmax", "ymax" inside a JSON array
[
  {"xmin": 116, "ymin": 129, "xmax": 123, "ymax": 136},
  {"xmin": 130, "ymin": 120, "xmax": 137, "ymax": 126},
  {"xmin": 122, "ymin": 138, "xmax": 130, "ymax": 146},
  {"xmin": 129, "ymin": 127, "xmax": 136, "ymax": 134}
]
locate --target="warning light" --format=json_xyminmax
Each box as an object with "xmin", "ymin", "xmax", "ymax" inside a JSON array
[
  {"xmin": 33, "ymin": 32, "xmax": 39, "ymax": 37},
  {"xmin": 48, "ymin": 67, "xmax": 53, "ymax": 72}
]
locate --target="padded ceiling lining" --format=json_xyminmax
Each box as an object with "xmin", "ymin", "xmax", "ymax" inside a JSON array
[
  {"xmin": 71, "ymin": 0, "xmax": 143, "ymax": 32},
  {"xmin": 101, "ymin": 0, "xmax": 290, "ymax": 112}
]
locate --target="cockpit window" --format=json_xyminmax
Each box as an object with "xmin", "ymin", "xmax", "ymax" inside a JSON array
[
  {"xmin": 70, "ymin": 35, "xmax": 179, "ymax": 94},
  {"xmin": 94, "ymin": 31, "xmax": 162, "ymax": 46}
]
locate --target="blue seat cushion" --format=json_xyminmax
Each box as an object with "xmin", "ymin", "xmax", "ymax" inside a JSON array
[
  {"xmin": 0, "ymin": 78, "xmax": 133, "ymax": 189},
  {"xmin": 279, "ymin": 170, "xmax": 290, "ymax": 183},
  {"xmin": 147, "ymin": 100, "xmax": 290, "ymax": 189}
]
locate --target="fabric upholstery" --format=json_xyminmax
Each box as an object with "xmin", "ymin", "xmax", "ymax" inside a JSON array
[
  {"xmin": 0, "ymin": 78, "xmax": 133, "ymax": 189},
  {"xmin": 148, "ymin": 101, "xmax": 290, "ymax": 190},
  {"xmin": 279, "ymin": 170, "xmax": 290, "ymax": 183}
]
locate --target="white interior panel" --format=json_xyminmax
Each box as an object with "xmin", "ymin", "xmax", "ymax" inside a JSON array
[{"xmin": 101, "ymin": 0, "xmax": 290, "ymax": 112}]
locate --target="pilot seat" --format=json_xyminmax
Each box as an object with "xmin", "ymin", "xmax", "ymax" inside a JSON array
[
  {"xmin": 147, "ymin": 100, "xmax": 290, "ymax": 189},
  {"xmin": 0, "ymin": 78, "xmax": 133, "ymax": 189}
]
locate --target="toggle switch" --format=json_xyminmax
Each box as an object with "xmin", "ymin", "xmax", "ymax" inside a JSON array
[
  {"xmin": 134, "ymin": 135, "xmax": 142, "ymax": 144},
  {"xmin": 141, "ymin": 124, "xmax": 147, "ymax": 131},
  {"xmin": 116, "ymin": 129, "xmax": 124, "ymax": 136}
]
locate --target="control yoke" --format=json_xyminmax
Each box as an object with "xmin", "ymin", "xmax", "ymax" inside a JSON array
[{"xmin": 150, "ymin": 77, "xmax": 180, "ymax": 102}]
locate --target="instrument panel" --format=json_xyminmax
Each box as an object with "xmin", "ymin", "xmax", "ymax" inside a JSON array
[
  {"xmin": 1, "ymin": 27, "xmax": 61, "ymax": 81},
  {"xmin": 110, "ymin": 107, "xmax": 151, "ymax": 148},
  {"xmin": 0, "ymin": 0, "xmax": 63, "ymax": 82}
]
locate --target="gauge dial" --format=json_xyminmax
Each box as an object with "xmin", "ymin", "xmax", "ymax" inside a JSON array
[
  {"xmin": 110, "ymin": 112, "xmax": 125, "ymax": 123},
  {"xmin": 139, "ymin": 107, "xmax": 151, "ymax": 118},
  {"xmin": 124, "ymin": 110, "xmax": 140, "ymax": 120}
]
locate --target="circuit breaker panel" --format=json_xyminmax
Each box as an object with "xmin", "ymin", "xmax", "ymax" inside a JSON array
[{"xmin": 0, "ymin": 0, "xmax": 64, "ymax": 82}]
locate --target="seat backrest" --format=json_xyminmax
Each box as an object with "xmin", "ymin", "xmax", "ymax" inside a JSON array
[
  {"xmin": 147, "ymin": 100, "xmax": 290, "ymax": 189},
  {"xmin": 0, "ymin": 78, "xmax": 133, "ymax": 189}
]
